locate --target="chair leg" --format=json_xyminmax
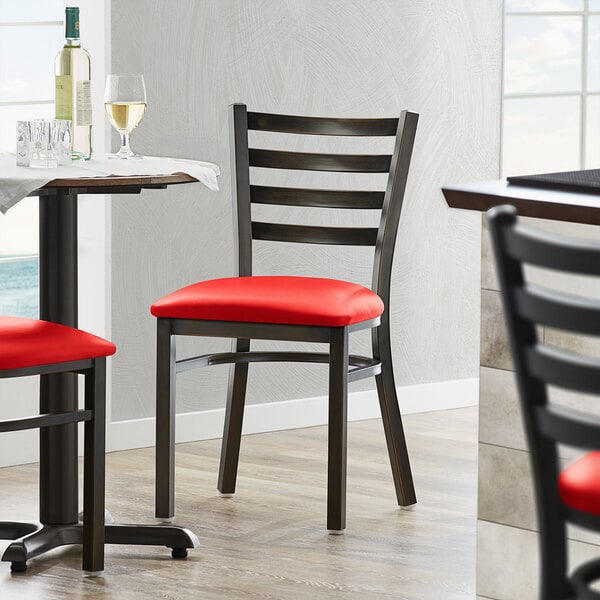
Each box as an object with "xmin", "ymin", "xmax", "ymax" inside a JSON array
[
  {"xmin": 537, "ymin": 443, "xmax": 572, "ymax": 600},
  {"xmin": 82, "ymin": 358, "xmax": 106, "ymax": 574},
  {"xmin": 327, "ymin": 327, "xmax": 349, "ymax": 533},
  {"xmin": 372, "ymin": 322, "xmax": 416, "ymax": 507},
  {"xmin": 155, "ymin": 319, "xmax": 177, "ymax": 521},
  {"xmin": 218, "ymin": 338, "xmax": 250, "ymax": 495},
  {"xmin": 539, "ymin": 513, "xmax": 571, "ymax": 599}
]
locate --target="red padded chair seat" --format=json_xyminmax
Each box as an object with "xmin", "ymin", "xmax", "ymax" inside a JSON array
[
  {"xmin": 151, "ymin": 276, "xmax": 384, "ymax": 327},
  {"xmin": 0, "ymin": 316, "xmax": 116, "ymax": 371},
  {"xmin": 558, "ymin": 451, "xmax": 600, "ymax": 516}
]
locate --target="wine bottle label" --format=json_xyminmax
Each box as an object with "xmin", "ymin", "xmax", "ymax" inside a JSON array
[
  {"xmin": 55, "ymin": 75, "xmax": 72, "ymax": 120},
  {"xmin": 76, "ymin": 80, "xmax": 92, "ymax": 126}
]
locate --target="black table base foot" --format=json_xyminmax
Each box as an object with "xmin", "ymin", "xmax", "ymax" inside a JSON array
[
  {"xmin": 104, "ymin": 523, "xmax": 200, "ymax": 551},
  {"xmin": 1, "ymin": 523, "xmax": 81, "ymax": 565},
  {"xmin": 0, "ymin": 520, "xmax": 199, "ymax": 569}
]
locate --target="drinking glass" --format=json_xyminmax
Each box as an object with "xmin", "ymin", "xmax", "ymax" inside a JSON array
[
  {"xmin": 104, "ymin": 74, "xmax": 147, "ymax": 159},
  {"xmin": 16, "ymin": 119, "xmax": 72, "ymax": 168}
]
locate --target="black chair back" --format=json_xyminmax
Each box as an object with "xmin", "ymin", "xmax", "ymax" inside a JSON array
[
  {"xmin": 488, "ymin": 204, "xmax": 600, "ymax": 599},
  {"xmin": 229, "ymin": 103, "xmax": 418, "ymax": 311}
]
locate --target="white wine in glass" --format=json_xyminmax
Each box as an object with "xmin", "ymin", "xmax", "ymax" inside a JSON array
[{"xmin": 104, "ymin": 74, "xmax": 147, "ymax": 159}]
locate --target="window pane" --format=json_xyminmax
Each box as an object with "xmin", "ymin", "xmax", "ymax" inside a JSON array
[
  {"xmin": 590, "ymin": 17, "xmax": 600, "ymax": 91},
  {"xmin": 0, "ymin": 1, "xmax": 62, "ymax": 22},
  {"xmin": 503, "ymin": 96, "xmax": 580, "ymax": 175},
  {"xmin": 0, "ymin": 194, "xmax": 39, "ymax": 319},
  {"xmin": 0, "ymin": 103, "xmax": 54, "ymax": 153},
  {"xmin": 0, "ymin": 195, "xmax": 38, "ymax": 255},
  {"xmin": 0, "ymin": 256, "xmax": 38, "ymax": 319},
  {"xmin": 506, "ymin": 0, "xmax": 582, "ymax": 11},
  {"xmin": 0, "ymin": 2, "xmax": 62, "ymax": 320},
  {"xmin": 0, "ymin": 25, "xmax": 62, "ymax": 102},
  {"xmin": 505, "ymin": 16, "xmax": 582, "ymax": 94},
  {"xmin": 586, "ymin": 96, "xmax": 600, "ymax": 168},
  {"xmin": 590, "ymin": 0, "xmax": 600, "ymax": 12}
]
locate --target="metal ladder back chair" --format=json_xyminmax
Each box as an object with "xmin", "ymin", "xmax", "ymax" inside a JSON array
[
  {"xmin": 0, "ymin": 316, "xmax": 115, "ymax": 573},
  {"xmin": 152, "ymin": 103, "xmax": 419, "ymax": 533},
  {"xmin": 489, "ymin": 204, "xmax": 600, "ymax": 600}
]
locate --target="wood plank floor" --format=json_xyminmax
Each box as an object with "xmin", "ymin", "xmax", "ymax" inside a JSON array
[{"xmin": 0, "ymin": 407, "xmax": 477, "ymax": 599}]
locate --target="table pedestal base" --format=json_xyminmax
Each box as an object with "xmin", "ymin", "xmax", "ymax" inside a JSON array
[{"xmin": 0, "ymin": 520, "xmax": 199, "ymax": 571}]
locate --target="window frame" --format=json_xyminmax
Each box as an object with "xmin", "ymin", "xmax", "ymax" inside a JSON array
[
  {"xmin": 0, "ymin": 15, "xmax": 62, "ymax": 114},
  {"xmin": 0, "ymin": 8, "xmax": 64, "ymax": 317},
  {"xmin": 0, "ymin": 0, "xmax": 111, "ymax": 467},
  {"xmin": 502, "ymin": 1, "xmax": 600, "ymax": 172}
]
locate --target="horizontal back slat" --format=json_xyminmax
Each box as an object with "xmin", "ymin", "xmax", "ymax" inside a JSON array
[
  {"xmin": 536, "ymin": 405, "xmax": 600, "ymax": 449},
  {"xmin": 249, "ymin": 149, "xmax": 392, "ymax": 173},
  {"xmin": 252, "ymin": 222, "xmax": 379, "ymax": 246},
  {"xmin": 514, "ymin": 285, "xmax": 600, "ymax": 335},
  {"xmin": 504, "ymin": 224, "xmax": 600, "ymax": 275},
  {"xmin": 526, "ymin": 344, "xmax": 600, "ymax": 394},
  {"xmin": 248, "ymin": 111, "xmax": 398, "ymax": 136},
  {"xmin": 250, "ymin": 185, "xmax": 385, "ymax": 209}
]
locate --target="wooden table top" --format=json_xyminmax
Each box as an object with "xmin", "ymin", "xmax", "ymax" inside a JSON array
[
  {"xmin": 442, "ymin": 179, "xmax": 600, "ymax": 226},
  {"xmin": 41, "ymin": 171, "xmax": 198, "ymax": 189}
]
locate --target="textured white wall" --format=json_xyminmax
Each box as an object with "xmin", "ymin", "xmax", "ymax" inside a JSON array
[{"xmin": 110, "ymin": 0, "xmax": 502, "ymax": 421}]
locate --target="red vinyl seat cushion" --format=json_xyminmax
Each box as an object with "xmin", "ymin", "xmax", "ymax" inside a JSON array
[
  {"xmin": 151, "ymin": 276, "xmax": 384, "ymax": 327},
  {"xmin": 0, "ymin": 316, "xmax": 116, "ymax": 371},
  {"xmin": 558, "ymin": 451, "xmax": 600, "ymax": 516}
]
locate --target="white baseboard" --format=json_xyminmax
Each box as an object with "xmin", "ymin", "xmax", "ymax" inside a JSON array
[
  {"xmin": 0, "ymin": 378, "xmax": 478, "ymax": 466},
  {"xmin": 107, "ymin": 377, "xmax": 478, "ymax": 453}
]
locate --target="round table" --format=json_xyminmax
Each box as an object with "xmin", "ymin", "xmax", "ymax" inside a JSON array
[{"xmin": 2, "ymin": 173, "xmax": 205, "ymax": 565}]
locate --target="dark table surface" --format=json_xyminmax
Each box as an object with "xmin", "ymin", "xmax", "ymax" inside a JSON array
[{"xmin": 442, "ymin": 179, "xmax": 600, "ymax": 226}]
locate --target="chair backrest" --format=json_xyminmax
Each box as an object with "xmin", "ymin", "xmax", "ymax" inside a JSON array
[
  {"xmin": 228, "ymin": 103, "xmax": 418, "ymax": 309},
  {"xmin": 488, "ymin": 204, "xmax": 600, "ymax": 453}
]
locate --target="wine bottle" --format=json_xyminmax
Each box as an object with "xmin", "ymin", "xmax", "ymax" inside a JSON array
[{"xmin": 55, "ymin": 7, "xmax": 92, "ymax": 160}]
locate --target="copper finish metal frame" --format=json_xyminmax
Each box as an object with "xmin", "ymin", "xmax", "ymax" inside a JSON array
[{"xmin": 155, "ymin": 104, "xmax": 419, "ymax": 532}]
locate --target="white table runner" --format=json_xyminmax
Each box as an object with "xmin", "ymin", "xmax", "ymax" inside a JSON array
[{"xmin": 0, "ymin": 153, "xmax": 220, "ymax": 214}]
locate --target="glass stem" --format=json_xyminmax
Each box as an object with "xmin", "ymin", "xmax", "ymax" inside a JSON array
[{"xmin": 120, "ymin": 132, "xmax": 131, "ymax": 154}]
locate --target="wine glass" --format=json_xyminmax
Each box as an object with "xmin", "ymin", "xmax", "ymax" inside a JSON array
[{"xmin": 104, "ymin": 74, "xmax": 147, "ymax": 159}]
